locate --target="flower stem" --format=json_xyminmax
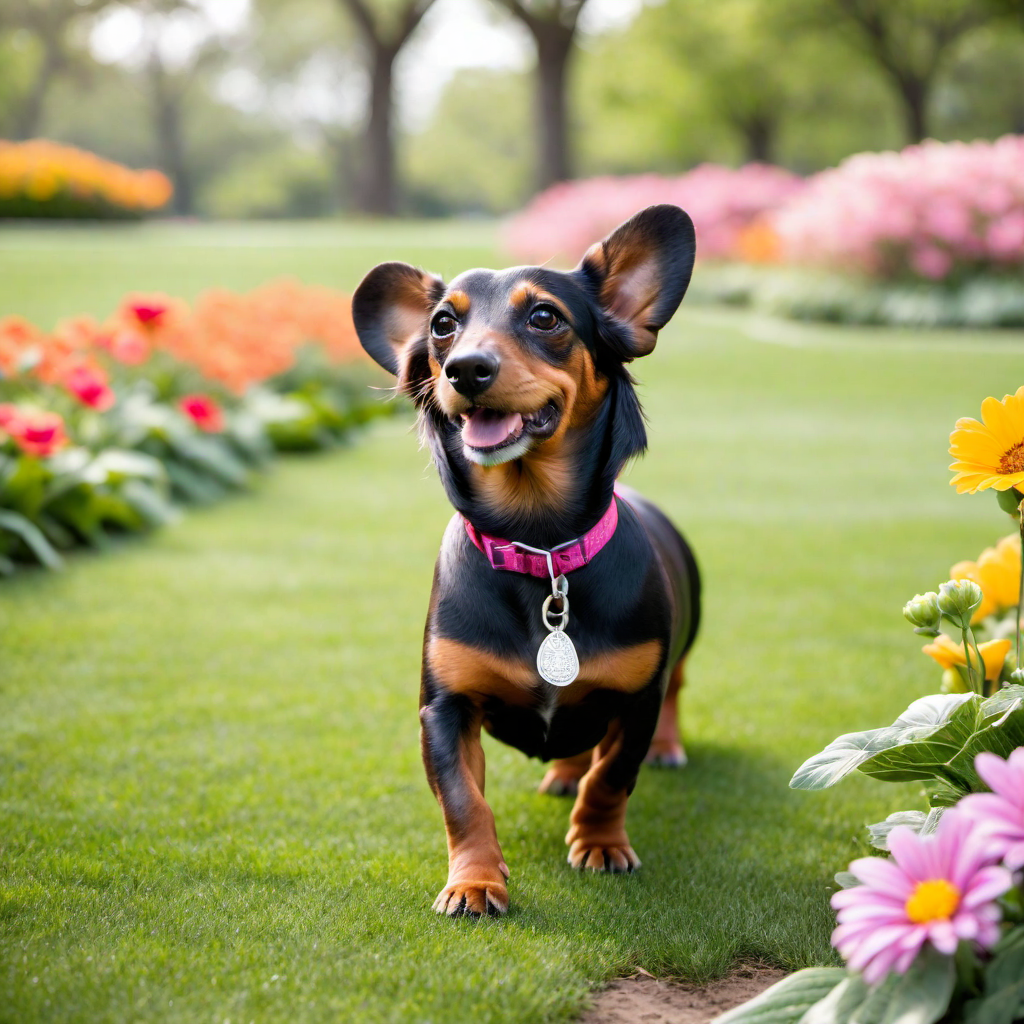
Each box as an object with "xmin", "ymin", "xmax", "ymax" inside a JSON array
[
  {"xmin": 961, "ymin": 626, "xmax": 982, "ymax": 694},
  {"xmin": 1017, "ymin": 499, "xmax": 1024, "ymax": 682}
]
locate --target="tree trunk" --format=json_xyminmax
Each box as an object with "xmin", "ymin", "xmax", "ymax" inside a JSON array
[
  {"xmin": 741, "ymin": 115, "xmax": 776, "ymax": 164},
  {"xmin": 360, "ymin": 43, "xmax": 397, "ymax": 216},
  {"xmin": 534, "ymin": 28, "xmax": 574, "ymax": 190},
  {"xmin": 897, "ymin": 74, "xmax": 929, "ymax": 143},
  {"xmin": 149, "ymin": 61, "xmax": 193, "ymax": 216},
  {"xmin": 14, "ymin": 41, "xmax": 62, "ymax": 139}
]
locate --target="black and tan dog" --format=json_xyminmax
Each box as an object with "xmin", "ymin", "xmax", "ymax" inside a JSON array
[{"xmin": 351, "ymin": 204, "xmax": 701, "ymax": 917}]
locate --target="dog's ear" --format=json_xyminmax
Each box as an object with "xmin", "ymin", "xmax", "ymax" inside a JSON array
[
  {"xmin": 576, "ymin": 204, "xmax": 695, "ymax": 360},
  {"xmin": 351, "ymin": 261, "xmax": 445, "ymax": 377}
]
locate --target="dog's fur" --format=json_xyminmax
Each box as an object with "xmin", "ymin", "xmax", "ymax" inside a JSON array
[{"xmin": 352, "ymin": 204, "xmax": 701, "ymax": 916}]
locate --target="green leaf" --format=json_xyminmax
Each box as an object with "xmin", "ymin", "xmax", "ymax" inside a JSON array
[
  {"xmin": 0, "ymin": 508, "xmax": 63, "ymax": 570},
  {"xmin": 91, "ymin": 448, "xmax": 167, "ymax": 483},
  {"xmin": 799, "ymin": 974, "xmax": 871, "ymax": 1023},
  {"xmin": 857, "ymin": 695, "xmax": 980, "ymax": 785},
  {"xmin": 834, "ymin": 871, "xmax": 862, "ymax": 890},
  {"xmin": 711, "ymin": 968, "xmax": 847, "ymax": 1024},
  {"xmin": 866, "ymin": 810, "xmax": 948, "ymax": 851},
  {"xmin": 790, "ymin": 695, "xmax": 976, "ymax": 790},
  {"xmin": 877, "ymin": 946, "xmax": 955, "ymax": 1024},
  {"xmin": 965, "ymin": 926, "xmax": 1024, "ymax": 1024},
  {"xmin": 120, "ymin": 480, "xmax": 177, "ymax": 528}
]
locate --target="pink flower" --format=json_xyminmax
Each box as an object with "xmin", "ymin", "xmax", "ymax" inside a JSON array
[
  {"xmin": 63, "ymin": 363, "xmax": 115, "ymax": 411},
  {"xmin": 959, "ymin": 749, "xmax": 1024, "ymax": 871},
  {"xmin": 831, "ymin": 810, "xmax": 1012, "ymax": 985},
  {"xmin": 102, "ymin": 329, "xmax": 150, "ymax": 366},
  {"xmin": 178, "ymin": 394, "xmax": 224, "ymax": 433}
]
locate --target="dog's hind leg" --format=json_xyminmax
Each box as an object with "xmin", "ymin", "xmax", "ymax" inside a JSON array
[
  {"xmin": 644, "ymin": 658, "xmax": 687, "ymax": 767},
  {"xmin": 538, "ymin": 748, "xmax": 593, "ymax": 796}
]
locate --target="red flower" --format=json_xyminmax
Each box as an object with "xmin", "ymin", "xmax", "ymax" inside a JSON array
[
  {"xmin": 129, "ymin": 302, "xmax": 167, "ymax": 326},
  {"xmin": 178, "ymin": 394, "xmax": 224, "ymax": 433},
  {"xmin": 64, "ymin": 364, "xmax": 115, "ymax": 411},
  {"xmin": 0, "ymin": 403, "xmax": 20, "ymax": 429},
  {"xmin": 2, "ymin": 408, "xmax": 69, "ymax": 458}
]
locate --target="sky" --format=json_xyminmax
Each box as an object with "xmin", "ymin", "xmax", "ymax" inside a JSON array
[{"xmin": 89, "ymin": 0, "xmax": 647, "ymax": 130}]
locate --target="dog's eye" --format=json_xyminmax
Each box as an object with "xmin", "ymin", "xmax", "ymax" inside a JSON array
[
  {"xmin": 528, "ymin": 307, "xmax": 561, "ymax": 332},
  {"xmin": 431, "ymin": 313, "xmax": 457, "ymax": 339}
]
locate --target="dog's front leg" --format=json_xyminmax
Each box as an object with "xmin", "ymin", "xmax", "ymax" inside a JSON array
[
  {"xmin": 420, "ymin": 692, "xmax": 509, "ymax": 916},
  {"xmin": 565, "ymin": 687, "xmax": 661, "ymax": 872}
]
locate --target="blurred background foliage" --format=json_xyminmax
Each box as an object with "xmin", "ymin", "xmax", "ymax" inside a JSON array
[{"xmin": 0, "ymin": 0, "xmax": 1022, "ymax": 219}]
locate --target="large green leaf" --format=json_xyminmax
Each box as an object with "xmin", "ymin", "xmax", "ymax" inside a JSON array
[
  {"xmin": 799, "ymin": 949, "xmax": 954, "ymax": 1024},
  {"xmin": 875, "ymin": 947, "xmax": 956, "ymax": 1024},
  {"xmin": 790, "ymin": 695, "xmax": 975, "ymax": 791},
  {"xmin": 0, "ymin": 508, "xmax": 63, "ymax": 570},
  {"xmin": 857, "ymin": 695, "xmax": 981, "ymax": 785},
  {"xmin": 948, "ymin": 686, "xmax": 1024, "ymax": 779},
  {"xmin": 711, "ymin": 968, "xmax": 847, "ymax": 1024}
]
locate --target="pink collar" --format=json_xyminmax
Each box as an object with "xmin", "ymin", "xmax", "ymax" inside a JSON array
[{"xmin": 463, "ymin": 495, "xmax": 619, "ymax": 579}]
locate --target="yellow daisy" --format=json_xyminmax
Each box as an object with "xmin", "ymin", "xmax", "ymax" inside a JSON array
[
  {"xmin": 949, "ymin": 386, "xmax": 1024, "ymax": 493},
  {"xmin": 950, "ymin": 534, "xmax": 1022, "ymax": 624},
  {"xmin": 921, "ymin": 634, "xmax": 1011, "ymax": 682}
]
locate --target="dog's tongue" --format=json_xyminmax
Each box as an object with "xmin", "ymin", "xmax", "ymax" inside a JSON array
[{"xmin": 462, "ymin": 408, "xmax": 523, "ymax": 448}]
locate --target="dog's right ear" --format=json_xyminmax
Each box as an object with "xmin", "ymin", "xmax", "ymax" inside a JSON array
[{"xmin": 351, "ymin": 261, "xmax": 445, "ymax": 378}]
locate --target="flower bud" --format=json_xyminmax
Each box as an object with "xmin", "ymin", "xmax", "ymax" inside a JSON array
[
  {"xmin": 937, "ymin": 579, "xmax": 984, "ymax": 629},
  {"xmin": 1011, "ymin": 667, "xmax": 1024, "ymax": 685},
  {"xmin": 903, "ymin": 592, "xmax": 941, "ymax": 635}
]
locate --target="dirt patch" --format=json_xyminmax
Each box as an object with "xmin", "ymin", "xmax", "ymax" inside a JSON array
[{"xmin": 579, "ymin": 966, "xmax": 786, "ymax": 1024}]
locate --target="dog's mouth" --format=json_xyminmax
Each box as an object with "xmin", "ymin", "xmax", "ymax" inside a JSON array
[{"xmin": 458, "ymin": 401, "xmax": 561, "ymax": 465}]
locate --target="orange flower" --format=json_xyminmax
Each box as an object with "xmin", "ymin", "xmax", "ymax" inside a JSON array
[
  {"xmin": 921, "ymin": 634, "xmax": 1011, "ymax": 682},
  {"xmin": 950, "ymin": 534, "xmax": 1021, "ymax": 623}
]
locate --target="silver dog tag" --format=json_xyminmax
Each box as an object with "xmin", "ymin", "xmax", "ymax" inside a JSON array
[{"xmin": 537, "ymin": 629, "xmax": 579, "ymax": 687}]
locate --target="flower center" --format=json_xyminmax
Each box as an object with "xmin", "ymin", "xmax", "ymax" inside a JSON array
[
  {"xmin": 999, "ymin": 441, "xmax": 1024, "ymax": 474},
  {"xmin": 905, "ymin": 879, "xmax": 960, "ymax": 923}
]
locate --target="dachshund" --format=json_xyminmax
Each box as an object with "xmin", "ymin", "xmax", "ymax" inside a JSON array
[{"xmin": 351, "ymin": 204, "xmax": 701, "ymax": 917}]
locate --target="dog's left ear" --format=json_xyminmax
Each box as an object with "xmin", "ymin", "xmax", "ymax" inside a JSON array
[{"xmin": 576, "ymin": 204, "xmax": 695, "ymax": 360}]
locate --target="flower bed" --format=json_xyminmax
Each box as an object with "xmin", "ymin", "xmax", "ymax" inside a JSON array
[
  {"xmin": 505, "ymin": 138, "xmax": 1024, "ymax": 327},
  {"xmin": 502, "ymin": 163, "xmax": 804, "ymax": 266},
  {"xmin": 0, "ymin": 140, "xmax": 172, "ymax": 219},
  {"xmin": 716, "ymin": 386, "xmax": 1024, "ymax": 1024},
  {"xmin": 0, "ymin": 281, "xmax": 392, "ymax": 574}
]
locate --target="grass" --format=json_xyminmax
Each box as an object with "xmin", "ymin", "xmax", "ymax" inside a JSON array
[{"xmin": 3, "ymin": 222, "xmax": 1024, "ymax": 1024}]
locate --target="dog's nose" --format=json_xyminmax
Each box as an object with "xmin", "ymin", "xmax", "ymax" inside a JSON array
[{"xmin": 445, "ymin": 351, "xmax": 499, "ymax": 398}]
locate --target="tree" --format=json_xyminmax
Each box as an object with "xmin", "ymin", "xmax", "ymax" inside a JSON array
[
  {"xmin": 824, "ymin": 0, "xmax": 993, "ymax": 142},
  {"xmin": 493, "ymin": 0, "xmax": 589, "ymax": 189},
  {"xmin": 0, "ymin": 0, "xmax": 113, "ymax": 139},
  {"xmin": 336, "ymin": 0, "xmax": 436, "ymax": 215}
]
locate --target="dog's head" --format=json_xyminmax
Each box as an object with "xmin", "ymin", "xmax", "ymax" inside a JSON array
[{"xmin": 352, "ymin": 205, "xmax": 695, "ymax": 528}]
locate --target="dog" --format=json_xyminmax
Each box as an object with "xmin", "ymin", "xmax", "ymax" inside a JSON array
[{"xmin": 351, "ymin": 204, "xmax": 701, "ymax": 917}]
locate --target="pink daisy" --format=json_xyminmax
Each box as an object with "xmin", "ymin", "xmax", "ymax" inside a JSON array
[
  {"xmin": 831, "ymin": 809, "xmax": 1012, "ymax": 985},
  {"xmin": 959, "ymin": 749, "xmax": 1024, "ymax": 871}
]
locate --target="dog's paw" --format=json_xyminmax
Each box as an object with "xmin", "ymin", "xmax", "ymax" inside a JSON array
[
  {"xmin": 644, "ymin": 741, "xmax": 687, "ymax": 768},
  {"xmin": 567, "ymin": 840, "xmax": 641, "ymax": 873},
  {"xmin": 432, "ymin": 881, "xmax": 509, "ymax": 917},
  {"xmin": 537, "ymin": 767, "xmax": 580, "ymax": 796}
]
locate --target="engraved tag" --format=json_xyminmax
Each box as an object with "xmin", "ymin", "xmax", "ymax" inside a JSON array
[{"xmin": 537, "ymin": 629, "xmax": 579, "ymax": 687}]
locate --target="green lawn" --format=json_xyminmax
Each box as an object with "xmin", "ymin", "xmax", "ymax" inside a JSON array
[{"xmin": 2, "ymin": 222, "xmax": 1024, "ymax": 1024}]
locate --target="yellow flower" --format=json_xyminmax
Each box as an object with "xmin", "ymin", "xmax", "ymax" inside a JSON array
[
  {"xmin": 922, "ymin": 634, "xmax": 1011, "ymax": 681},
  {"xmin": 950, "ymin": 534, "xmax": 1021, "ymax": 623},
  {"xmin": 949, "ymin": 386, "xmax": 1024, "ymax": 494}
]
